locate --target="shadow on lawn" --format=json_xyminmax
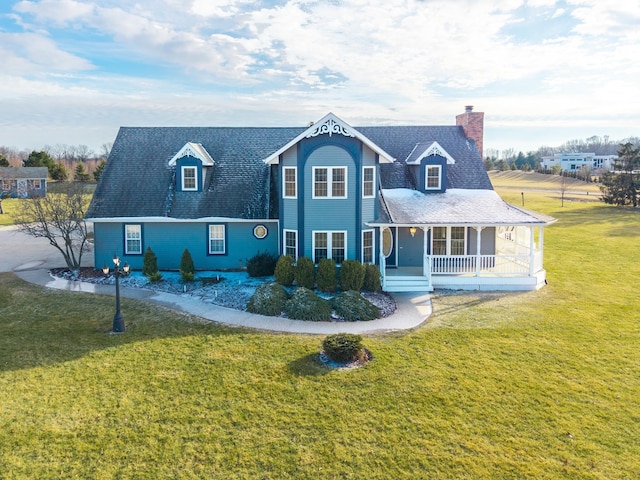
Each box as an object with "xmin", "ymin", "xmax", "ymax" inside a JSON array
[
  {"xmin": 287, "ymin": 353, "xmax": 333, "ymax": 377},
  {"xmin": 0, "ymin": 273, "xmax": 244, "ymax": 373}
]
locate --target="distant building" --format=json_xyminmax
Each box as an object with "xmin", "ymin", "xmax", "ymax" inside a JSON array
[
  {"xmin": 540, "ymin": 153, "xmax": 617, "ymax": 172},
  {"xmin": 0, "ymin": 167, "xmax": 48, "ymax": 198}
]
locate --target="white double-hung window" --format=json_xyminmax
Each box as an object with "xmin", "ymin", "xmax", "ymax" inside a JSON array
[
  {"xmin": 313, "ymin": 231, "xmax": 346, "ymax": 264},
  {"xmin": 283, "ymin": 167, "xmax": 297, "ymax": 198},
  {"xmin": 313, "ymin": 167, "xmax": 347, "ymax": 198},
  {"xmin": 209, "ymin": 224, "xmax": 226, "ymax": 254},
  {"xmin": 432, "ymin": 226, "xmax": 466, "ymax": 255},
  {"xmin": 363, "ymin": 166, "xmax": 375, "ymax": 198},
  {"xmin": 125, "ymin": 224, "xmax": 142, "ymax": 254},
  {"xmin": 284, "ymin": 229, "xmax": 298, "ymax": 259},
  {"xmin": 425, "ymin": 165, "xmax": 442, "ymax": 190},
  {"xmin": 182, "ymin": 166, "xmax": 197, "ymax": 191}
]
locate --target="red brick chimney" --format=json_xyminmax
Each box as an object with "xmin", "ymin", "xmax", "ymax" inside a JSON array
[{"xmin": 456, "ymin": 105, "xmax": 484, "ymax": 159}]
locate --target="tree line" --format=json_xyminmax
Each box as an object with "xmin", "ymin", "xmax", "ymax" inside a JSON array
[{"xmin": 0, "ymin": 142, "xmax": 112, "ymax": 182}]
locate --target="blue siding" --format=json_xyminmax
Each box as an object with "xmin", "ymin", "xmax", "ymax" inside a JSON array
[
  {"xmin": 93, "ymin": 221, "xmax": 279, "ymax": 271},
  {"xmin": 397, "ymin": 227, "xmax": 424, "ymax": 267},
  {"xmin": 176, "ymin": 156, "xmax": 203, "ymax": 192}
]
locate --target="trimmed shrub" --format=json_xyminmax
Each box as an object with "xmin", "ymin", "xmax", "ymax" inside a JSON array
[
  {"xmin": 332, "ymin": 290, "xmax": 380, "ymax": 321},
  {"xmin": 316, "ymin": 258, "xmax": 337, "ymax": 293},
  {"xmin": 294, "ymin": 256, "xmax": 315, "ymax": 289},
  {"xmin": 339, "ymin": 259, "xmax": 366, "ymax": 291},
  {"xmin": 363, "ymin": 263, "xmax": 381, "ymax": 292},
  {"xmin": 274, "ymin": 255, "xmax": 295, "ymax": 286},
  {"xmin": 322, "ymin": 333, "xmax": 364, "ymax": 363},
  {"xmin": 180, "ymin": 248, "xmax": 195, "ymax": 282},
  {"xmin": 246, "ymin": 282, "xmax": 289, "ymax": 316},
  {"xmin": 284, "ymin": 287, "xmax": 331, "ymax": 321},
  {"xmin": 246, "ymin": 251, "xmax": 278, "ymax": 278},
  {"xmin": 142, "ymin": 246, "xmax": 162, "ymax": 281}
]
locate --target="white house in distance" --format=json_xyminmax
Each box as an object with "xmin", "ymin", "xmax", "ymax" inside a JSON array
[{"xmin": 540, "ymin": 153, "xmax": 617, "ymax": 172}]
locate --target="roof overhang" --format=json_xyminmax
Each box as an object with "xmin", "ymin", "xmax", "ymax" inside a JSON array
[
  {"xmin": 262, "ymin": 112, "xmax": 396, "ymax": 165},
  {"xmin": 168, "ymin": 142, "xmax": 214, "ymax": 167}
]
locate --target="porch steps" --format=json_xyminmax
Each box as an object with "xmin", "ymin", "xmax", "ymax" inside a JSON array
[{"xmin": 384, "ymin": 275, "xmax": 433, "ymax": 292}]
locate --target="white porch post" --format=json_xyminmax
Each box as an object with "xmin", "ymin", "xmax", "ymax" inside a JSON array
[
  {"xmin": 475, "ymin": 226, "xmax": 484, "ymax": 277},
  {"xmin": 529, "ymin": 226, "xmax": 536, "ymax": 276}
]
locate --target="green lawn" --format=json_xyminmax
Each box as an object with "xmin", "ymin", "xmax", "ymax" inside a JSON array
[
  {"xmin": 0, "ymin": 199, "xmax": 19, "ymax": 226},
  {"xmin": 1, "ymin": 189, "xmax": 640, "ymax": 478}
]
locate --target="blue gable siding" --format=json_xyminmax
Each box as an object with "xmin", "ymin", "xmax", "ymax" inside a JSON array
[
  {"xmin": 418, "ymin": 155, "xmax": 447, "ymax": 193},
  {"xmin": 93, "ymin": 221, "xmax": 278, "ymax": 271},
  {"xmin": 175, "ymin": 156, "xmax": 203, "ymax": 192}
]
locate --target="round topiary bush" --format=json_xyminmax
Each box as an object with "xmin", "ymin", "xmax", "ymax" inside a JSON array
[
  {"xmin": 246, "ymin": 251, "xmax": 278, "ymax": 277},
  {"xmin": 294, "ymin": 256, "xmax": 315, "ymax": 289},
  {"xmin": 331, "ymin": 290, "xmax": 380, "ymax": 321},
  {"xmin": 363, "ymin": 263, "xmax": 381, "ymax": 292},
  {"xmin": 339, "ymin": 259, "xmax": 366, "ymax": 291},
  {"xmin": 246, "ymin": 282, "xmax": 289, "ymax": 316},
  {"xmin": 322, "ymin": 333, "xmax": 364, "ymax": 363},
  {"xmin": 316, "ymin": 258, "xmax": 337, "ymax": 293},
  {"xmin": 284, "ymin": 287, "xmax": 331, "ymax": 321},
  {"xmin": 274, "ymin": 255, "xmax": 295, "ymax": 286}
]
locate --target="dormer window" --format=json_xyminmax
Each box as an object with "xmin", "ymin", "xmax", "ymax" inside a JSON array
[
  {"xmin": 425, "ymin": 165, "xmax": 442, "ymax": 190},
  {"xmin": 182, "ymin": 166, "xmax": 197, "ymax": 191}
]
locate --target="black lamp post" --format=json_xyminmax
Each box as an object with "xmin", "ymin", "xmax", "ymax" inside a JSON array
[{"xmin": 103, "ymin": 253, "xmax": 130, "ymax": 333}]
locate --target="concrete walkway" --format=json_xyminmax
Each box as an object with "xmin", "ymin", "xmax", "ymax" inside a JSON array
[{"xmin": 2, "ymin": 225, "xmax": 432, "ymax": 335}]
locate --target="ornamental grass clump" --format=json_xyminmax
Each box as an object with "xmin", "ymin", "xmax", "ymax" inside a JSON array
[
  {"xmin": 322, "ymin": 333, "xmax": 365, "ymax": 363},
  {"xmin": 316, "ymin": 258, "xmax": 337, "ymax": 293},
  {"xmin": 246, "ymin": 251, "xmax": 278, "ymax": 277},
  {"xmin": 274, "ymin": 255, "xmax": 295, "ymax": 286},
  {"xmin": 246, "ymin": 282, "xmax": 289, "ymax": 316},
  {"xmin": 339, "ymin": 259, "xmax": 366, "ymax": 291},
  {"xmin": 294, "ymin": 256, "xmax": 315, "ymax": 289},
  {"xmin": 284, "ymin": 287, "xmax": 331, "ymax": 321},
  {"xmin": 142, "ymin": 246, "xmax": 162, "ymax": 282},
  {"xmin": 180, "ymin": 248, "xmax": 195, "ymax": 282},
  {"xmin": 332, "ymin": 290, "xmax": 380, "ymax": 321}
]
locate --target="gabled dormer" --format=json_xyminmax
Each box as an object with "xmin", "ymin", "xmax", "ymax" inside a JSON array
[
  {"xmin": 405, "ymin": 141, "xmax": 455, "ymax": 193},
  {"xmin": 168, "ymin": 142, "xmax": 214, "ymax": 192}
]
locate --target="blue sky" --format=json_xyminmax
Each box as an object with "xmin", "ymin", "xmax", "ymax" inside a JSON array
[{"xmin": 0, "ymin": 0, "xmax": 638, "ymax": 156}]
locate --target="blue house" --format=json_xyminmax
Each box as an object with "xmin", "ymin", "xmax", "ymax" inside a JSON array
[
  {"xmin": 86, "ymin": 108, "xmax": 555, "ymax": 292},
  {"xmin": 0, "ymin": 167, "xmax": 48, "ymax": 198}
]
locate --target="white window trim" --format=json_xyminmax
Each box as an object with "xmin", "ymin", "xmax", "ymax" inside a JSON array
[
  {"xmin": 208, "ymin": 224, "xmax": 226, "ymax": 255},
  {"xmin": 312, "ymin": 230, "xmax": 347, "ymax": 263},
  {"xmin": 283, "ymin": 166, "xmax": 297, "ymax": 199},
  {"xmin": 362, "ymin": 166, "xmax": 375, "ymax": 198},
  {"xmin": 362, "ymin": 229, "xmax": 375, "ymax": 264},
  {"xmin": 425, "ymin": 165, "xmax": 442, "ymax": 190},
  {"xmin": 125, "ymin": 224, "xmax": 142, "ymax": 255},
  {"xmin": 283, "ymin": 229, "xmax": 298, "ymax": 259},
  {"xmin": 182, "ymin": 166, "xmax": 198, "ymax": 191},
  {"xmin": 312, "ymin": 166, "xmax": 348, "ymax": 199},
  {"xmin": 431, "ymin": 226, "xmax": 467, "ymax": 255}
]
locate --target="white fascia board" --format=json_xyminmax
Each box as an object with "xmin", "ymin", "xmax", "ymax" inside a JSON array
[
  {"xmin": 168, "ymin": 142, "xmax": 214, "ymax": 166},
  {"xmin": 405, "ymin": 141, "xmax": 455, "ymax": 165},
  {"xmin": 87, "ymin": 217, "xmax": 279, "ymax": 224},
  {"xmin": 262, "ymin": 112, "xmax": 395, "ymax": 165}
]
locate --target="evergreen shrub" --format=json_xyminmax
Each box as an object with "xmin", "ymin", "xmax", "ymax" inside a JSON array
[
  {"xmin": 274, "ymin": 255, "xmax": 295, "ymax": 286},
  {"xmin": 246, "ymin": 282, "xmax": 289, "ymax": 316},
  {"xmin": 246, "ymin": 251, "xmax": 278, "ymax": 277},
  {"xmin": 180, "ymin": 248, "xmax": 195, "ymax": 282},
  {"xmin": 284, "ymin": 288, "xmax": 331, "ymax": 321},
  {"xmin": 363, "ymin": 263, "xmax": 381, "ymax": 292},
  {"xmin": 332, "ymin": 290, "xmax": 380, "ymax": 321},
  {"xmin": 316, "ymin": 258, "xmax": 337, "ymax": 293},
  {"xmin": 142, "ymin": 246, "xmax": 162, "ymax": 282},
  {"xmin": 339, "ymin": 260, "xmax": 365, "ymax": 291},
  {"xmin": 322, "ymin": 333, "xmax": 364, "ymax": 363},
  {"xmin": 294, "ymin": 256, "xmax": 315, "ymax": 289}
]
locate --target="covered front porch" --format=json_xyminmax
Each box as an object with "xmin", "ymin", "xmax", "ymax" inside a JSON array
[{"xmin": 379, "ymin": 224, "xmax": 549, "ymax": 292}]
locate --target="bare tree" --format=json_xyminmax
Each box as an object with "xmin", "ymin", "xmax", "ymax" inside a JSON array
[{"xmin": 14, "ymin": 182, "xmax": 91, "ymax": 277}]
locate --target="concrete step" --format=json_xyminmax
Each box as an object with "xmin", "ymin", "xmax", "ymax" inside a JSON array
[{"xmin": 384, "ymin": 276, "xmax": 433, "ymax": 292}]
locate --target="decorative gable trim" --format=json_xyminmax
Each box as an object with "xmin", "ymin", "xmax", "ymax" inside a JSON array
[
  {"xmin": 405, "ymin": 141, "xmax": 455, "ymax": 165},
  {"xmin": 168, "ymin": 142, "xmax": 214, "ymax": 167},
  {"xmin": 262, "ymin": 112, "xmax": 395, "ymax": 165}
]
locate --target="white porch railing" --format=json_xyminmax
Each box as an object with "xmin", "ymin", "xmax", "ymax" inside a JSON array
[{"xmin": 430, "ymin": 254, "xmax": 540, "ymax": 276}]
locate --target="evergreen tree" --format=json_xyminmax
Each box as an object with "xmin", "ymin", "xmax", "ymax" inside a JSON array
[
  {"xmin": 93, "ymin": 160, "xmax": 106, "ymax": 182},
  {"xmin": 600, "ymin": 143, "xmax": 640, "ymax": 206},
  {"xmin": 180, "ymin": 248, "xmax": 195, "ymax": 282},
  {"xmin": 74, "ymin": 163, "xmax": 91, "ymax": 182}
]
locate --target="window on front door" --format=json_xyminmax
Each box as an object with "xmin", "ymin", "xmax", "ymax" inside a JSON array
[
  {"xmin": 313, "ymin": 231, "xmax": 346, "ymax": 264},
  {"xmin": 313, "ymin": 167, "xmax": 347, "ymax": 198},
  {"xmin": 432, "ymin": 226, "xmax": 466, "ymax": 255}
]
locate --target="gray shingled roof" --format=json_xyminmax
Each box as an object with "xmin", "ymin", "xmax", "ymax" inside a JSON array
[
  {"xmin": 0, "ymin": 167, "xmax": 48, "ymax": 180},
  {"xmin": 87, "ymin": 124, "xmax": 492, "ymax": 220}
]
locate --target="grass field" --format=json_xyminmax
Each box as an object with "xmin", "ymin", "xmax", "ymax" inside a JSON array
[
  {"xmin": 1, "ymin": 179, "xmax": 640, "ymax": 478},
  {"xmin": 0, "ymin": 199, "xmax": 19, "ymax": 226}
]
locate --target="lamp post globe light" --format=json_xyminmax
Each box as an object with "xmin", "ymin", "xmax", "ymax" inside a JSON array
[{"xmin": 103, "ymin": 253, "xmax": 130, "ymax": 333}]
